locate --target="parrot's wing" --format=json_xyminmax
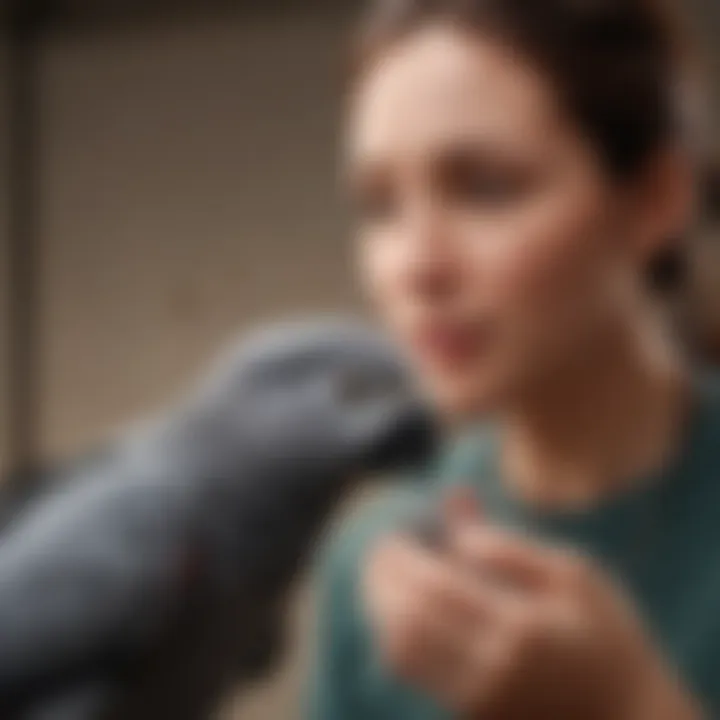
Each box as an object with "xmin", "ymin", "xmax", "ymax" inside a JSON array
[
  {"xmin": 0, "ymin": 446, "xmax": 118, "ymax": 535},
  {"xmin": 0, "ymin": 452, "xmax": 197, "ymax": 701}
]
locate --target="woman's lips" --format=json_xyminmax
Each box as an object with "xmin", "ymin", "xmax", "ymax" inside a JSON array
[{"xmin": 410, "ymin": 320, "xmax": 492, "ymax": 369}]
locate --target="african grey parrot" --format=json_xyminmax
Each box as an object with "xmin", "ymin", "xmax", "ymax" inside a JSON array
[{"xmin": 0, "ymin": 317, "xmax": 438, "ymax": 720}]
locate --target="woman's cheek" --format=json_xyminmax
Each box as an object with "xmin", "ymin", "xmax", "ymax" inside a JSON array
[
  {"xmin": 357, "ymin": 230, "xmax": 405, "ymax": 318},
  {"xmin": 461, "ymin": 203, "xmax": 613, "ymax": 381}
]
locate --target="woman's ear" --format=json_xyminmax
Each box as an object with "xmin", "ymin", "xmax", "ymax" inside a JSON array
[{"xmin": 630, "ymin": 148, "xmax": 697, "ymax": 273}]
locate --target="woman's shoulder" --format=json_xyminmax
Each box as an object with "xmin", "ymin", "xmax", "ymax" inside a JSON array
[
  {"xmin": 699, "ymin": 368, "xmax": 720, "ymax": 409},
  {"xmin": 694, "ymin": 368, "xmax": 720, "ymax": 444}
]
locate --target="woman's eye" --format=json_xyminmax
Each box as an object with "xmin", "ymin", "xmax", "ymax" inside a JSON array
[
  {"xmin": 453, "ymin": 170, "xmax": 523, "ymax": 205},
  {"xmin": 463, "ymin": 173, "xmax": 520, "ymax": 202},
  {"xmin": 440, "ymin": 155, "xmax": 530, "ymax": 207}
]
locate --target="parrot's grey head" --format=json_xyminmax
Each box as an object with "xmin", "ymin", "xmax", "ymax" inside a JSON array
[{"xmin": 183, "ymin": 317, "xmax": 438, "ymax": 484}]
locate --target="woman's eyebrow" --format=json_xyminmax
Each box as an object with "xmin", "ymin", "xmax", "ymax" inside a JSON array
[
  {"xmin": 345, "ymin": 135, "xmax": 536, "ymax": 193},
  {"xmin": 427, "ymin": 137, "xmax": 533, "ymax": 170}
]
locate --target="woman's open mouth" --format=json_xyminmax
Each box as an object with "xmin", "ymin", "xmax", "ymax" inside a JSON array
[{"xmin": 410, "ymin": 318, "xmax": 493, "ymax": 371}]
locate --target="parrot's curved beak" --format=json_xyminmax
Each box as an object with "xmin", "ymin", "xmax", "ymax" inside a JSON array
[
  {"xmin": 332, "ymin": 363, "xmax": 440, "ymax": 473},
  {"xmin": 361, "ymin": 398, "xmax": 438, "ymax": 471}
]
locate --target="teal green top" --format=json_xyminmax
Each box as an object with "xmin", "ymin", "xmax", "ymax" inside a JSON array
[{"xmin": 308, "ymin": 373, "xmax": 720, "ymax": 719}]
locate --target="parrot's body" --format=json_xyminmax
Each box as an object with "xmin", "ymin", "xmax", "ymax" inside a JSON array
[{"xmin": 0, "ymin": 318, "xmax": 437, "ymax": 720}]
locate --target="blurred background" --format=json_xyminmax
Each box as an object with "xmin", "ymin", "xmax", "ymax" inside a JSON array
[{"xmin": 0, "ymin": 1, "xmax": 719, "ymax": 717}]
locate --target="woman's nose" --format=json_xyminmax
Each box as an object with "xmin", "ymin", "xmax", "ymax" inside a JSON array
[{"xmin": 399, "ymin": 203, "xmax": 464, "ymax": 301}]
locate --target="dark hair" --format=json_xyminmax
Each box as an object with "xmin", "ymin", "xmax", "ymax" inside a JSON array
[{"xmin": 351, "ymin": 0, "xmax": 709, "ymax": 294}]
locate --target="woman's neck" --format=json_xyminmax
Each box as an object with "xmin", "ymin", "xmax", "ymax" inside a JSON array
[{"xmin": 501, "ymin": 315, "xmax": 689, "ymax": 511}]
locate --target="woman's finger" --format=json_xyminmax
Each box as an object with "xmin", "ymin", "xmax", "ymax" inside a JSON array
[
  {"xmin": 450, "ymin": 523, "xmax": 562, "ymax": 592},
  {"xmin": 368, "ymin": 535, "xmax": 505, "ymax": 625},
  {"xmin": 364, "ymin": 534, "xmax": 544, "ymax": 710},
  {"xmin": 373, "ymin": 565, "xmax": 514, "ymax": 713},
  {"xmin": 370, "ymin": 562, "xmax": 506, "ymax": 701},
  {"xmin": 372, "ymin": 574, "xmax": 476, "ymax": 688},
  {"xmin": 364, "ymin": 535, "xmax": 494, "ymax": 622}
]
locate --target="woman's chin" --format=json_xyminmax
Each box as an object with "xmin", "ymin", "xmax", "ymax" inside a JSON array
[{"xmin": 426, "ymin": 372, "xmax": 506, "ymax": 424}]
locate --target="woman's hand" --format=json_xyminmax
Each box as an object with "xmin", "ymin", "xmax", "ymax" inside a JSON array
[{"xmin": 362, "ymin": 494, "xmax": 703, "ymax": 720}]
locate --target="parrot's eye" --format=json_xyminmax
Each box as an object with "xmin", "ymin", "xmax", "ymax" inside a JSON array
[{"xmin": 335, "ymin": 369, "xmax": 405, "ymax": 407}]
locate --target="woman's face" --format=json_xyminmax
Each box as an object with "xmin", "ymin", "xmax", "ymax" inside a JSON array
[{"xmin": 346, "ymin": 25, "xmax": 661, "ymax": 418}]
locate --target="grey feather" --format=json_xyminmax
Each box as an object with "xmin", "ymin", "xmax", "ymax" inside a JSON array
[{"xmin": 0, "ymin": 316, "xmax": 437, "ymax": 720}]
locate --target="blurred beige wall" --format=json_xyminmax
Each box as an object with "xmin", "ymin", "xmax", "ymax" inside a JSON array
[{"xmin": 38, "ymin": 12, "xmax": 357, "ymax": 459}]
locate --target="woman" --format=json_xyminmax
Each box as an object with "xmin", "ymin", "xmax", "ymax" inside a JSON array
[{"xmin": 310, "ymin": 0, "xmax": 720, "ymax": 717}]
